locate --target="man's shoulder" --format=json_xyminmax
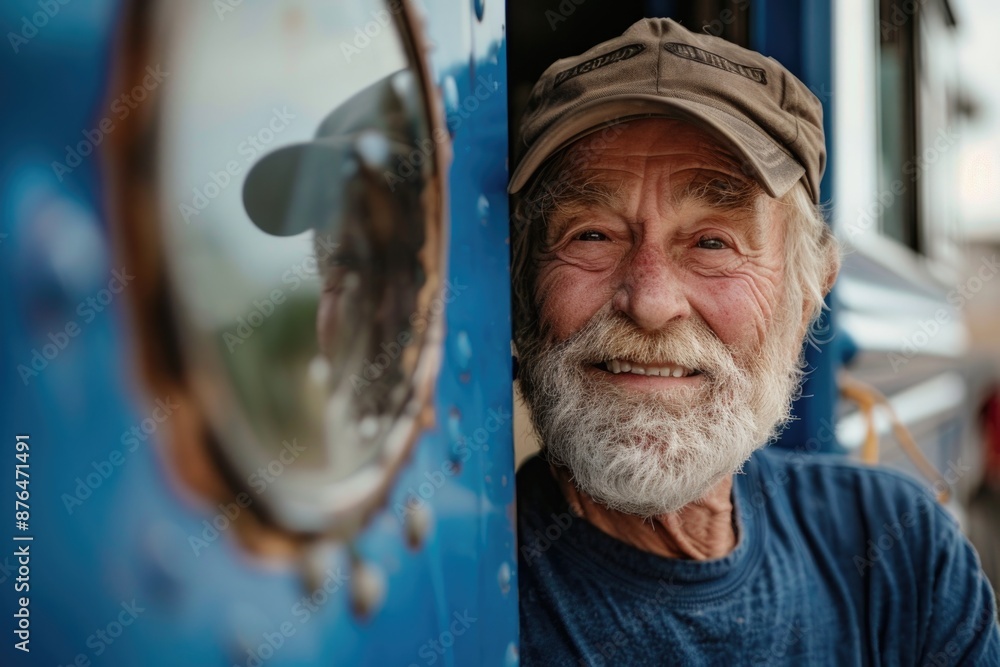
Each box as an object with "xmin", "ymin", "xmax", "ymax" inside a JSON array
[
  {"xmin": 750, "ymin": 448, "xmax": 999, "ymax": 664},
  {"xmin": 751, "ymin": 444, "xmax": 944, "ymax": 508},
  {"xmin": 747, "ymin": 446, "xmax": 958, "ymax": 558}
]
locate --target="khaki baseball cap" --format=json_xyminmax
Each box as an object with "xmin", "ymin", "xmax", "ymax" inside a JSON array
[{"xmin": 508, "ymin": 17, "xmax": 825, "ymax": 203}]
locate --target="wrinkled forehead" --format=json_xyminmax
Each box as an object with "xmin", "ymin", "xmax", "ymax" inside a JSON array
[
  {"xmin": 530, "ymin": 119, "xmax": 767, "ymax": 221},
  {"xmin": 560, "ymin": 118, "xmax": 756, "ymax": 185}
]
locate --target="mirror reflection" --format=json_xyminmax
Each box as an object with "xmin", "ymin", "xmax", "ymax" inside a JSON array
[{"xmin": 155, "ymin": 0, "xmax": 442, "ymax": 532}]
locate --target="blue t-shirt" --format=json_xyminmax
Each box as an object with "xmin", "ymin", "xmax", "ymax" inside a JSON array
[{"xmin": 517, "ymin": 446, "xmax": 1000, "ymax": 666}]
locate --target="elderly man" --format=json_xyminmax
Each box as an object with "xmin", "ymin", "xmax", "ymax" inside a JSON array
[{"xmin": 509, "ymin": 18, "xmax": 1000, "ymax": 666}]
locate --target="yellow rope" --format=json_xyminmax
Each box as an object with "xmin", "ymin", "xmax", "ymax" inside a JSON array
[{"xmin": 839, "ymin": 372, "xmax": 951, "ymax": 504}]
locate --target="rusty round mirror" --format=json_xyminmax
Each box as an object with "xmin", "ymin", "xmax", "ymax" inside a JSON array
[{"xmin": 145, "ymin": 0, "xmax": 448, "ymax": 537}]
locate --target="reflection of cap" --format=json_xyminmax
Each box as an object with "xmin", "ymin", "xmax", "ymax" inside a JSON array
[
  {"xmin": 243, "ymin": 71, "xmax": 421, "ymax": 236},
  {"xmin": 508, "ymin": 18, "xmax": 826, "ymax": 203}
]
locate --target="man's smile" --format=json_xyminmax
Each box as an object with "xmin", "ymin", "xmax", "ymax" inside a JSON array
[
  {"xmin": 598, "ymin": 359, "xmax": 700, "ymax": 377},
  {"xmin": 588, "ymin": 360, "xmax": 705, "ymax": 388}
]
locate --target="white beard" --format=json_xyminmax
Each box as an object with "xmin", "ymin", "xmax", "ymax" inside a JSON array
[{"xmin": 518, "ymin": 305, "xmax": 803, "ymax": 517}]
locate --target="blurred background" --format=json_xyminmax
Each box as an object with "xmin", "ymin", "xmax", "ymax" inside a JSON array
[{"xmin": 956, "ymin": 0, "xmax": 1000, "ymax": 364}]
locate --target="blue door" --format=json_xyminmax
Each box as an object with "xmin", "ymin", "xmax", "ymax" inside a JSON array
[{"xmin": 1, "ymin": 1, "xmax": 517, "ymax": 665}]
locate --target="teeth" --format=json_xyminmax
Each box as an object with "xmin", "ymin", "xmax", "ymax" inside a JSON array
[{"xmin": 604, "ymin": 359, "xmax": 694, "ymax": 377}]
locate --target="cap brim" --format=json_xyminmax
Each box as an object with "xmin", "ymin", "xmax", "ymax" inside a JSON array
[
  {"xmin": 242, "ymin": 139, "xmax": 357, "ymax": 237},
  {"xmin": 508, "ymin": 95, "xmax": 805, "ymax": 199}
]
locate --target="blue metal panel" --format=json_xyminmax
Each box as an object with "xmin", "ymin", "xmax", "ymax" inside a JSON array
[
  {"xmin": 751, "ymin": 0, "xmax": 849, "ymax": 453},
  {"xmin": 1, "ymin": 1, "xmax": 516, "ymax": 665}
]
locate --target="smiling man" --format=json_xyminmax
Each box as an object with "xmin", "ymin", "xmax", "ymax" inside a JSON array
[{"xmin": 509, "ymin": 18, "xmax": 999, "ymax": 666}]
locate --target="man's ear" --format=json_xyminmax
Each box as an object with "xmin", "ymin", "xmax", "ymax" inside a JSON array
[
  {"xmin": 822, "ymin": 239, "xmax": 842, "ymax": 297},
  {"xmin": 797, "ymin": 235, "xmax": 842, "ymax": 337}
]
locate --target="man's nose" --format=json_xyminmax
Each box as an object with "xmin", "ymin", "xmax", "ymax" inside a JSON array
[{"xmin": 611, "ymin": 241, "xmax": 690, "ymax": 331}]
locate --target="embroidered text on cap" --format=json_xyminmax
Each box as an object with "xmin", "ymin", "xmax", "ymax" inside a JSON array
[
  {"xmin": 664, "ymin": 43, "xmax": 767, "ymax": 84},
  {"xmin": 554, "ymin": 44, "xmax": 646, "ymax": 88}
]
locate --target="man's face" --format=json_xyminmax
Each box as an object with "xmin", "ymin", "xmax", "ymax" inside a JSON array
[
  {"xmin": 536, "ymin": 118, "xmax": 787, "ymax": 361},
  {"xmin": 518, "ymin": 118, "xmax": 805, "ymax": 516}
]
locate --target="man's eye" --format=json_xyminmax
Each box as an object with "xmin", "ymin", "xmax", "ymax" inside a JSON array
[
  {"xmin": 696, "ymin": 236, "xmax": 727, "ymax": 250},
  {"xmin": 575, "ymin": 230, "xmax": 607, "ymax": 242}
]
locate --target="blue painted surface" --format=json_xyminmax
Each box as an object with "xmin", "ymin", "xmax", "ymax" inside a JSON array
[
  {"xmin": 751, "ymin": 0, "xmax": 847, "ymax": 454},
  {"xmin": 1, "ymin": 1, "xmax": 516, "ymax": 665}
]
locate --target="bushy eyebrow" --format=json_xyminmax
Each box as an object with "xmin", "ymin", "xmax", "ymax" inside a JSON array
[
  {"xmin": 675, "ymin": 174, "xmax": 769, "ymax": 251},
  {"xmin": 540, "ymin": 174, "xmax": 626, "ymax": 244},
  {"xmin": 677, "ymin": 173, "xmax": 762, "ymax": 212},
  {"xmin": 543, "ymin": 174, "xmax": 766, "ymax": 244}
]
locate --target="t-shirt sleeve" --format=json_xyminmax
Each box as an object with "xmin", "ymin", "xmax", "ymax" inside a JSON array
[{"xmin": 917, "ymin": 500, "xmax": 1000, "ymax": 666}]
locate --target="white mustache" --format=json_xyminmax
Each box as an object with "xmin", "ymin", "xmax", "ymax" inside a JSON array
[{"xmin": 550, "ymin": 307, "xmax": 738, "ymax": 380}]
